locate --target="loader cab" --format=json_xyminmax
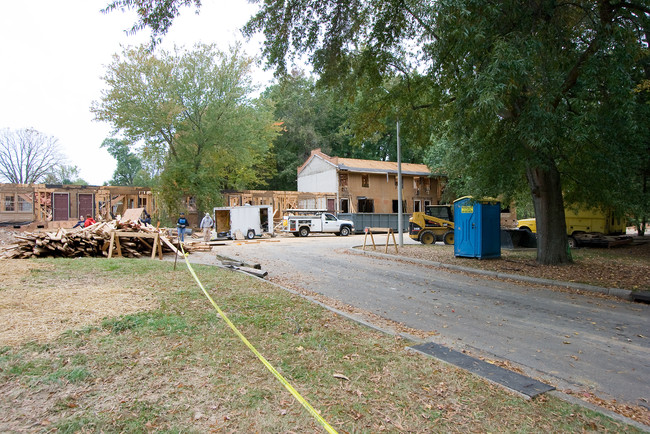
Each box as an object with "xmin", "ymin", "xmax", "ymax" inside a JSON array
[{"xmin": 425, "ymin": 205, "xmax": 453, "ymax": 222}]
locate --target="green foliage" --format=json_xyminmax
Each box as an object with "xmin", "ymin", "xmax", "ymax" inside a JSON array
[
  {"xmin": 92, "ymin": 43, "xmax": 279, "ymax": 214},
  {"xmin": 103, "ymin": 0, "xmax": 201, "ymax": 47},
  {"xmin": 101, "ymin": 138, "xmax": 145, "ymax": 186},
  {"xmin": 43, "ymin": 164, "xmax": 87, "ymax": 185}
]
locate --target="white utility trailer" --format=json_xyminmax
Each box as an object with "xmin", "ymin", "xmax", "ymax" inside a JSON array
[{"xmin": 213, "ymin": 205, "xmax": 273, "ymax": 240}]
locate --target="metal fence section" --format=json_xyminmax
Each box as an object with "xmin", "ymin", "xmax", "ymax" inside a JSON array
[{"xmin": 338, "ymin": 213, "xmax": 412, "ymax": 234}]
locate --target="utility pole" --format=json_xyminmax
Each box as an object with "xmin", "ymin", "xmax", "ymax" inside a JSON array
[{"xmin": 397, "ymin": 118, "xmax": 403, "ymax": 247}]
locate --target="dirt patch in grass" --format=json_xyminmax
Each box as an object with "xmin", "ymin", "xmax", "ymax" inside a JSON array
[
  {"xmin": 0, "ymin": 259, "xmax": 158, "ymax": 346},
  {"xmin": 392, "ymin": 241, "xmax": 650, "ymax": 291}
]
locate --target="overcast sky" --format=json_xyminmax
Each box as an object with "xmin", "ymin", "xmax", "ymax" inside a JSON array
[{"xmin": 0, "ymin": 0, "xmax": 274, "ymax": 185}]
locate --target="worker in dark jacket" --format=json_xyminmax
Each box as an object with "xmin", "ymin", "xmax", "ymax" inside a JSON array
[{"xmin": 177, "ymin": 212, "xmax": 188, "ymax": 243}]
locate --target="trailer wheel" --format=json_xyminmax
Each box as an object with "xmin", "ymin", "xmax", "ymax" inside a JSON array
[
  {"xmin": 568, "ymin": 236, "xmax": 578, "ymax": 248},
  {"xmin": 420, "ymin": 231, "xmax": 435, "ymax": 245},
  {"xmin": 340, "ymin": 226, "xmax": 350, "ymax": 237},
  {"xmin": 299, "ymin": 227, "xmax": 310, "ymax": 237},
  {"xmin": 246, "ymin": 230, "xmax": 255, "ymax": 240},
  {"xmin": 443, "ymin": 231, "xmax": 454, "ymax": 245}
]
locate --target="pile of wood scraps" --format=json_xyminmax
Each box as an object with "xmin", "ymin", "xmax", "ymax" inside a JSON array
[{"xmin": 0, "ymin": 220, "xmax": 179, "ymax": 260}]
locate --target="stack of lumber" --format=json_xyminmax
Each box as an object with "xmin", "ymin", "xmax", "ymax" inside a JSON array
[{"xmin": 0, "ymin": 221, "xmax": 178, "ymax": 259}]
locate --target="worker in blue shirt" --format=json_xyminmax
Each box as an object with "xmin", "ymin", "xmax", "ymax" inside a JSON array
[{"xmin": 177, "ymin": 212, "xmax": 188, "ymax": 243}]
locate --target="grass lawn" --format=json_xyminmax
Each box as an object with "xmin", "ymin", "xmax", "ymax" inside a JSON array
[{"xmin": 0, "ymin": 258, "xmax": 643, "ymax": 432}]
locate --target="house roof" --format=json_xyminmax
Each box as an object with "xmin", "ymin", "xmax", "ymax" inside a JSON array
[{"xmin": 297, "ymin": 149, "xmax": 434, "ymax": 177}]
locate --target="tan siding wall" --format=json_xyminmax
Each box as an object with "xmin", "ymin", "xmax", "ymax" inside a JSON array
[{"xmin": 339, "ymin": 172, "xmax": 438, "ymax": 213}]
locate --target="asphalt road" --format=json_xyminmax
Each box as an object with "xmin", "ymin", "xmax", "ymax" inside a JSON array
[{"xmin": 194, "ymin": 234, "xmax": 650, "ymax": 410}]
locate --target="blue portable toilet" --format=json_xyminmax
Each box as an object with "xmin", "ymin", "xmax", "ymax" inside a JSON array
[{"xmin": 454, "ymin": 197, "xmax": 501, "ymax": 259}]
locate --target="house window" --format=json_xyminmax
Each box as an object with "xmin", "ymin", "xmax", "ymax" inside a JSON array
[
  {"xmin": 392, "ymin": 200, "xmax": 407, "ymax": 213},
  {"xmin": 424, "ymin": 200, "xmax": 431, "ymax": 208},
  {"xmin": 18, "ymin": 194, "xmax": 33, "ymax": 212},
  {"xmin": 340, "ymin": 198, "xmax": 349, "ymax": 213},
  {"xmin": 358, "ymin": 198, "xmax": 374, "ymax": 212},
  {"xmin": 339, "ymin": 172, "xmax": 348, "ymax": 187},
  {"xmin": 414, "ymin": 200, "xmax": 421, "ymax": 213},
  {"xmin": 361, "ymin": 174, "xmax": 369, "ymax": 188},
  {"xmin": 138, "ymin": 197, "xmax": 147, "ymax": 207},
  {"xmin": 4, "ymin": 194, "xmax": 15, "ymax": 212}
]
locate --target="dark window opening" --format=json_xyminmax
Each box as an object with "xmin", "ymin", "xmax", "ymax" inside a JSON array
[
  {"xmin": 361, "ymin": 174, "xmax": 369, "ymax": 188},
  {"xmin": 392, "ymin": 200, "xmax": 407, "ymax": 213},
  {"xmin": 358, "ymin": 198, "xmax": 374, "ymax": 213},
  {"xmin": 340, "ymin": 199, "xmax": 349, "ymax": 213}
]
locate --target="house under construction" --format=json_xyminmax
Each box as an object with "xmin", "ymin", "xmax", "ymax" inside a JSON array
[{"xmin": 0, "ymin": 183, "xmax": 155, "ymax": 228}]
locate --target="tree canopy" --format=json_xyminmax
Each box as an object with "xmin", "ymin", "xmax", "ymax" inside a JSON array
[
  {"xmin": 101, "ymin": 138, "xmax": 144, "ymax": 186},
  {"xmin": 43, "ymin": 164, "xmax": 87, "ymax": 185},
  {"xmin": 92, "ymin": 43, "xmax": 279, "ymax": 215}
]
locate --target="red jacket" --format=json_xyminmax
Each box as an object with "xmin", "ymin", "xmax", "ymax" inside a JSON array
[{"xmin": 84, "ymin": 217, "xmax": 96, "ymax": 227}]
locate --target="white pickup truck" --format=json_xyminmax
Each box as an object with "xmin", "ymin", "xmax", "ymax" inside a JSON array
[{"xmin": 282, "ymin": 211, "xmax": 355, "ymax": 237}]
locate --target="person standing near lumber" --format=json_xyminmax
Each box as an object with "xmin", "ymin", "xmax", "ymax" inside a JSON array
[
  {"xmin": 72, "ymin": 216, "xmax": 85, "ymax": 229},
  {"xmin": 176, "ymin": 212, "xmax": 188, "ymax": 243},
  {"xmin": 200, "ymin": 212, "xmax": 213, "ymax": 242}
]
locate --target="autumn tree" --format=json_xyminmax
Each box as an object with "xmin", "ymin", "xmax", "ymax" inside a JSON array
[
  {"xmin": 92, "ymin": 43, "xmax": 278, "ymax": 215},
  {"xmin": 0, "ymin": 128, "xmax": 65, "ymax": 184}
]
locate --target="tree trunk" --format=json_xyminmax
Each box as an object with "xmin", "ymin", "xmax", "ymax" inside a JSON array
[{"xmin": 526, "ymin": 163, "xmax": 571, "ymax": 265}]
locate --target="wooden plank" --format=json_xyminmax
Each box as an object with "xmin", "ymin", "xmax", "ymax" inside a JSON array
[
  {"xmin": 151, "ymin": 233, "xmax": 158, "ymax": 259},
  {"xmin": 160, "ymin": 235, "xmax": 180, "ymax": 254},
  {"xmin": 115, "ymin": 234, "xmax": 123, "ymax": 257},
  {"xmin": 108, "ymin": 232, "xmax": 115, "ymax": 259}
]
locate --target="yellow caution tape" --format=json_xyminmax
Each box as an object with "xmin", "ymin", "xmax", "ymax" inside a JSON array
[{"xmin": 179, "ymin": 244, "xmax": 337, "ymax": 434}]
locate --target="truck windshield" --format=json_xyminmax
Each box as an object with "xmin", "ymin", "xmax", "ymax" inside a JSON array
[{"xmin": 325, "ymin": 213, "xmax": 337, "ymax": 221}]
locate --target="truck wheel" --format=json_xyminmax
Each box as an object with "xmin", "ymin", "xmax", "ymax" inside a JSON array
[
  {"xmin": 299, "ymin": 227, "xmax": 310, "ymax": 237},
  {"xmin": 568, "ymin": 236, "xmax": 577, "ymax": 248},
  {"xmin": 246, "ymin": 230, "xmax": 255, "ymax": 240},
  {"xmin": 340, "ymin": 226, "xmax": 350, "ymax": 237},
  {"xmin": 420, "ymin": 231, "xmax": 435, "ymax": 245},
  {"xmin": 443, "ymin": 231, "xmax": 454, "ymax": 245}
]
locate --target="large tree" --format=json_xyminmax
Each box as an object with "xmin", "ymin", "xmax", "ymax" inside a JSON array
[
  {"xmin": 0, "ymin": 128, "xmax": 65, "ymax": 184},
  {"xmin": 92, "ymin": 43, "xmax": 279, "ymax": 215}
]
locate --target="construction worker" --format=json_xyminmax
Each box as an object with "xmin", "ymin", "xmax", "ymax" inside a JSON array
[
  {"xmin": 177, "ymin": 212, "xmax": 188, "ymax": 243},
  {"xmin": 200, "ymin": 212, "xmax": 214, "ymax": 242}
]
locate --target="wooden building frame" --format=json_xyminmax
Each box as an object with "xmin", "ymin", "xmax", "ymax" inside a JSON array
[{"xmin": 0, "ymin": 183, "xmax": 156, "ymax": 228}]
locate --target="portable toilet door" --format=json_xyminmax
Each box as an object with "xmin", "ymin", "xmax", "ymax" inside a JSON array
[{"xmin": 453, "ymin": 197, "xmax": 501, "ymax": 259}]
